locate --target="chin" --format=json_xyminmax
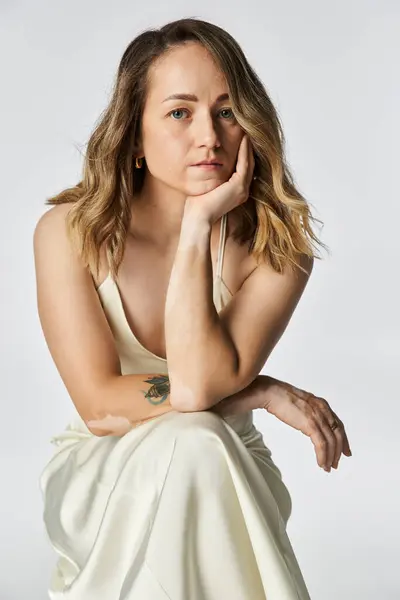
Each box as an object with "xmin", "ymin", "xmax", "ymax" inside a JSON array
[{"xmin": 186, "ymin": 177, "xmax": 224, "ymax": 195}]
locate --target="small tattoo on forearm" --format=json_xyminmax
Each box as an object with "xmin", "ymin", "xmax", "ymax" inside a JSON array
[{"xmin": 141, "ymin": 374, "xmax": 170, "ymax": 405}]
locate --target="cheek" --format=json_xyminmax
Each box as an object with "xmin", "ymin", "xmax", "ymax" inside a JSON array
[
  {"xmin": 146, "ymin": 124, "xmax": 184, "ymax": 154},
  {"xmin": 144, "ymin": 130, "xmax": 188, "ymax": 178}
]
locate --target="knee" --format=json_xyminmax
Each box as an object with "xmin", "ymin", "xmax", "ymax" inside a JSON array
[
  {"xmin": 169, "ymin": 411, "xmax": 232, "ymax": 484},
  {"xmin": 171, "ymin": 410, "xmax": 228, "ymax": 442}
]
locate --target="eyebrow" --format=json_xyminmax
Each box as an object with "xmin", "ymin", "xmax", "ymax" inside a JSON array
[{"xmin": 162, "ymin": 93, "xmax": 230, "ymax": 103}]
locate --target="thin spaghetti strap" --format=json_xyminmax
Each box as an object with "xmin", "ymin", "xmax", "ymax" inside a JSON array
[
  {"xmin": 216, "ymin": 213, "xmax": 227, "ymax": 279},
  {"xmin": 104, "ymin": 247, "xmax": 113, "ymax": 281}
]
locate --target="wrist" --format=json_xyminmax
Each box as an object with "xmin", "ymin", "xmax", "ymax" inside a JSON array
[
  {"xmin": 183, "ymin": 199, "xmax": 213, "ymax": 227},
  {"xmin": 180, "ymin": 205, "xmax": 212, "ymax": 245},
  {"xmin": 253, "ymin": 375, "xmax": 277, "ymax": 409}
]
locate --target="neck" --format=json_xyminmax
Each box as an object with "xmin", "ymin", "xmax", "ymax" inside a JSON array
[{"xmin": 129, "ymin": 175, "xmax": 188, "ymax": 248}]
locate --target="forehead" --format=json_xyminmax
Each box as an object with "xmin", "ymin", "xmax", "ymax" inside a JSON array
[{"xmin": 146, "ymin": 43, "xmax": 229, "ymax": 104}]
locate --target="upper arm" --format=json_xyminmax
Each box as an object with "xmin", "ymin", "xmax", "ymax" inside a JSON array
[
  {"xmin": 33, "ymin": 204, "xmax": 121, "ymax": 422},
  {"xmin": 218, "ymin": 254, "xmax": 314, "ymax": 393}
]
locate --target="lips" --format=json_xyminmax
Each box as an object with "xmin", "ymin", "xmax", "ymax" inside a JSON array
[{"xmin": 193, "ymin": 160, "xmax": 222, "ymax": 166}]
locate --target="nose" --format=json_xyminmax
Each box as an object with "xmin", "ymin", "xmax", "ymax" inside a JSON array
[{"xmin": 193, "ymin": 111, "xmax": 221, "ymax": 150}]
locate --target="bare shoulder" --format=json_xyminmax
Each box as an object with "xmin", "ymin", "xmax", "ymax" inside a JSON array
[
  {"xmin": 252, "ymin": 250, "xmax": 314, "ymax": 286},
  {"xmin": 226, "ymin": 210, "xmax": 314, "ymax": 291},
  {"xmin": 34, "ymin": 201, "xmax": 73, "ymax": 232},
  {"xmin": 34, "ymin": 202, "xmax": 108, "ymax": 285},
  {"xmin": 34, "ymin": 202, "xmax": 92, "ymax": 286},
  {"xmin": 33, "ymin": 202, "xmax": 76, "ymax": 265}
]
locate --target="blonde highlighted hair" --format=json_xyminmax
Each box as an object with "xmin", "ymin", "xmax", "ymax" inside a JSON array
[{"xmin": 46, "ymin": 17, "xmax": 329, "ymax": 280}]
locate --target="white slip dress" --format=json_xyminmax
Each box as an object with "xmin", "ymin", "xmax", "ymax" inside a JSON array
[{"xmin": 39, "ymin": 212, "xmax": 311, "ymax": 599}]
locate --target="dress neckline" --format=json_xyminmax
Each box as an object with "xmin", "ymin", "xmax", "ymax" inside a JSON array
[
  {"xmin": 98, "ymin": 273, "xmax": 232, "ymax": 362},
  {"xmin": 96, "ymin": 213, "xmax": 231, "ymax": 362}
]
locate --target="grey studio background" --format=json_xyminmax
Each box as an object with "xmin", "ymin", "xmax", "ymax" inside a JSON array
[{"xmin": 1, "ymin": 1, "xmax": 399, "ymax": 599}]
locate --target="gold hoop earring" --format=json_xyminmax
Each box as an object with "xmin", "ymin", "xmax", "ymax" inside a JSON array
[{"xmin": 135, "ymin": 157, "xmax": 143, "ymax": 169}]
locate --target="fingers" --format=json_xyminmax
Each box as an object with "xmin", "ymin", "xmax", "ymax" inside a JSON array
[
  {"xmin": 317, "ymin": 400, "xmax": 352, "ymax": 470},
  {"xmin": 309, "ymin": 421, "xmax": 342, "ymax": 472},
  {"xmin": 237, "ymin": 135, "xmax": 255, "ymax": 190},
  {"xmin": 246, "ymin": 136, "xmax": 256, "ymax": 187},
  {"xmin": 310, "ymin": 397, "xmax": 342, "ymax": 469},
  {"xmin": 307, "ymin": 421, "xmax": 331, "ymax": 471},
  {"xmin": 296, "ymin": 389, "xmax": 352, "ymax": 472},
  {"xmin": 236, "ymin": 135, "xmax": 248, "ymax": 179},
  {"xmin": 330, "ymin": 409, "xmax": 352, "ymax": 459},
  {"xmin": 319, "ymin": 414, "xmax": 343, "ymax": 470}
]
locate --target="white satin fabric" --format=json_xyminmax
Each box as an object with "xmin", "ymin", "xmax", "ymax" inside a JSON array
[{"xmin": 39, "ymin": 213, "xmax": 311, "ymax": 599}]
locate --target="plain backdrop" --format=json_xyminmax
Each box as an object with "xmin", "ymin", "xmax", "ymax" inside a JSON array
[{"xmin": 1, "ymin": 1, "xmax": 399, "ymax": 598}]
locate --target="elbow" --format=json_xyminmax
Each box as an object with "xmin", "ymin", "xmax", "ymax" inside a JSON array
[
  {"xmin": 86, "ymin": 425, "xmax": 108, "ymax": 437},
  {"xmin": 76, "ymin": 379, "xmax": 131, "ymax": 437},
  {"xmin": 169, "ymin": 377, "xmax": 205, "ymax": 413},
  {"xmin": 172, "ymin": 386, "xmax": 219, "ymax": 412},
  {"xmin": 85, "ymin": 413, "xmax": 133, "ymax": 437},
  {"xmin": 77, "ymin": 405, "xmax": 111, "ymax": 437},
  {"xmin": 170, "ymin": 395, "xmax": 202, "ymax": 413}
]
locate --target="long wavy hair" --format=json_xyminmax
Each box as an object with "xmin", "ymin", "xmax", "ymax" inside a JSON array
[{"xmin": 45, "ymin": 17, "xmax": 329, "ymax": 280}]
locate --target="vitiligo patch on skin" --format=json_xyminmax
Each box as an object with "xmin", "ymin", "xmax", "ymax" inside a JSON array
[
  {"xmin": 169, "ymin": 369, "xmax": 197, "ymax": 407},
  {"xmin": 165, "ymin": 262, "xmax": 181, "ymax": 316},
  {"xmin": 86, "ymin": 375, "xmax": 172, "ymax": 435},
  {"xmin": 179, "ymin": 217, "xmax": 208, "ymax": 250},
  {"xmin": 86, "ymin": 414, "xmax": 133, "ymax": 435},
  {"xmin": 165, "ymin": 219, "xmax": 210, "ymax": 316}
]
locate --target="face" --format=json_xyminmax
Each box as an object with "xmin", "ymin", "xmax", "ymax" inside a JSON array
[{"xmin": 138, "ymin": 42, "xmax": 244, "ymax": 197}]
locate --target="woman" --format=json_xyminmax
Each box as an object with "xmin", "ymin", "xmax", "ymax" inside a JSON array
[{"xmin": 34, "ymin": 17, "xmax": 351, "ymax": 600}]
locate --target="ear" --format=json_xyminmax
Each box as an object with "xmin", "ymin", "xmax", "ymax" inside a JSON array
[{"xmin": 132, "ymin": 136, "xmax": 144, "ymax": 158}]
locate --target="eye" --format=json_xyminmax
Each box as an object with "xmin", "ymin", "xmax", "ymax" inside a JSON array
[
  {"xmin": 219, "ymin": 108, "xmax": 235, "ymax": 120},
  {"xmin": 167, "ymin": 108, "xmax": 236, "ymax": 121},
  {"xmin": 168, "ymin": 108, "xmax": 189, "ymax": 120}
]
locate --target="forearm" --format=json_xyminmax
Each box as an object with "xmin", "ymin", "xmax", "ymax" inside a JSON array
[
  {"xmin": 208, "ymin": 374, "xmax": 271, "ymax": 418},
  {"xmin": 84, "ymin": 372, "xmax": 273, "ymax": 437},
  {"xmin": 85, "ymin": 372, "xmax": 178, "ymax": 437},
  {"xmin": 164, "ymin": 206, "xmax": 239, "ymax": 409}
]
